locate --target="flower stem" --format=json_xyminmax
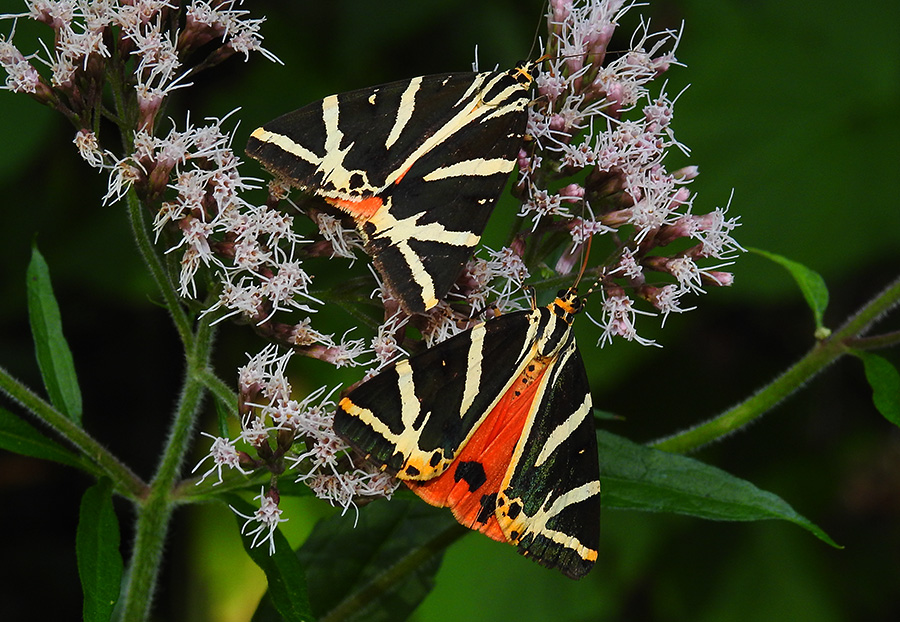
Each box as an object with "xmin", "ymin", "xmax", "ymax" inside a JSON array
[
  {"xmin": 125, "ymin": 189, "xmax": 195, "ymax": 349},
  {"xmin": 119, "ymin": 320, "xmax": 214, "ymax": 621},
  {"xmin": 651, "ymin": 274, "xmax": 900, "ymax": 453},
  {"xmin": 196, "ymin": 367, "xmax": 238, "ymax": 412},
  {"xmin": 119, "ymin": 372, "xmax": 207, "ymax": 621}
]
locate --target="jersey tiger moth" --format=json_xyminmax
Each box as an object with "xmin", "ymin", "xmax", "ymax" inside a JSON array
[
  {"xmin": 334, "ymin": 287, "xmax": 601, "ymax": 579},
  {"xmin": 246, "ymin": 61, "xmax": 540, "ymax": 314}
]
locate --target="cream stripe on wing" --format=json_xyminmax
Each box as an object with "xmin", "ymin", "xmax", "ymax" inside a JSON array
[
  {"xmin": 250, "ymin": 127, "xmax": 321, "ymax": 165},
  {"xmin": 382, "ymin": 73, "xmax": 529, "ymax": 188},
  {"xmin": 385, "ymin": 76, "xmax": 422, "ymax": 150},
  {"xmin": 529, "ymin": 482, "xmax": 602, "ymax": 558},
  {"xmin": 422, "ymin": 157, "xmax": 516, "ymax": 181},
  {"xmin": 395, "ymin": 240, "xmax": 437, "ymax": 310},
  {"xmin": 534, "ymin": 393, "xmax": 592, "ymax": 468},
  {"xmin": 369, "ymin": 209, "xmax": 481, "ymax": 247},
  {"xmin": 459, "ymin": 324, "xmax": 486, "ymax": 414}
]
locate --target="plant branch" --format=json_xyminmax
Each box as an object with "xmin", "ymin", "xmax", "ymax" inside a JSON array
[
  {"xmin": 125, "ymin": 189, "xmax": 195, "ymax": 348},
  {"xmin": 119, "ymin": 319, "xmax": 214, "ymax": 621},
  {"xmin": 0, "ymin": 365, "xmax": 146, "ymax": 499},
  {"xmin": 196, "ymin": 366, "xmax": 238, "ymax": 411},
  {"xmin": 651, "ymin": 274, "xmax": 900, "ymax": 453},
  {"xmin": 847, "ymin": 329, "xmax": 900, "ymax": 351}
]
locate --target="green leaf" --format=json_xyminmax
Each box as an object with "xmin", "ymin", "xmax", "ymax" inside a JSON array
[
  {"xmin": 598, "ymin": 430, "xmax": 839, "ymax": 547},
  {"xmin": 855, "ymin": 352, "xmax": 900, "ymax": 427},
  {"xmin": 77, "ymin": 478, "xmax": 124, "ymax": 622},
  {"xmin": 229, "ymin": 495, "xmax": 313, "ymax": 622},
  {"xmin": 294, "ymin": 498, "xmax": 460, "ymax": 622},
  {"xmin": 26, "ymin": 244, "xmax": 83, "ymax": 423},
  {"xmin": 750, "ymin": 248, "xmax": 830, "ymax": 337},
  {"xmin": 214, "ymin": 396, "xmax": 232, "ymax": 438},
  {"xmin": 0, "ymin": 407, "xmax": 85, "ymax": 469}
]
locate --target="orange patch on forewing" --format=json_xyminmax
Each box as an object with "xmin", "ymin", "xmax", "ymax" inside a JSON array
[
  {"xmin": 325, "ymin": 195, "xmax": 383, "ymax": 221},
  {"xmin": 393, "ymin": 164, "xmax": 413, "ymax": 185},
  {"xmin": 406, "ymin": 358, "xmax": 551, "ymax": 544}
]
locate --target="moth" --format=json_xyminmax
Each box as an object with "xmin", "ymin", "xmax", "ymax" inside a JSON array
[
  {"xmin": 246, "ymin": 61, "xmax": 539, "ymax": 314},
  {"xmin": 335, "ymin": 288, "xmax": 601, "ymax": 579}
]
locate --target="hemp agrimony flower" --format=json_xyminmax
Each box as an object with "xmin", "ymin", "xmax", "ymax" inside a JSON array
[
  {"xmin": 0, "ymin": 0, "xmax": 387, "ymax": 542},
  {"xmin": 231, "ymin": 487, "xmax": 288, "ymax": 556},
  {"xmin": 506, "ymin": 0, "xmax": 742, "ymax": 346}
]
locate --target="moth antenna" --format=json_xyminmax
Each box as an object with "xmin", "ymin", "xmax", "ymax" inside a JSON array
[
  {"xmin": 573, "ymin": 225, "xmax": 592, "ymax": 289},
  {"xmin": 527, "ymin": 1, "xmax": 550, "ymax": 60},
  {"xmin": 525, "ymin": 285, "xmax": 538, "ymax": 310},
  {"xmin": 582, "ymin": 255, "xmax": 604, "ymax": 302},
  {"xmin": 573, "ymin": 218, "xmax": 604, "ymax": 306}
]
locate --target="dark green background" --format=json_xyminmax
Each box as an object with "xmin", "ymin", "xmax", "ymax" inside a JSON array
[{"xmin": 0, "ymin": 1, "xmax": 898, "ymax": 620}]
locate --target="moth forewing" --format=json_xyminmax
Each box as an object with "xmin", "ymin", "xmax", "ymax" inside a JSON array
[
  {"xmin": 335, "ymin": 308, "xmax": 541, "ymax": 478},
  {"xmin": 246, "ymin": 62, "xmax": 539, "ymax": 313}
]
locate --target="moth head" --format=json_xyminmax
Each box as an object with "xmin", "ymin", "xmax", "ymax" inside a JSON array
[
  {"xmin": 552, "ymin": 287, "xmax": 583, "ymax": 320},
  {"xmin": 512, "ymin": 61, "xmax": 537, "ymax": 85}
]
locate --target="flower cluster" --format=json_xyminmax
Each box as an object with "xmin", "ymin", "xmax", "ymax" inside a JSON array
[
  {"xmin": 514, "ymin": 0, "xmax": 742, "ymax": 345},
  {"xmin": 1, "ymin": 1, "xmax": 274, "ymax": 127},
  {"xmin": 0, "ymin": 1, "xmax": 383, "ymax": 550},
  {"xmin": 231, "ymin": 488, "xmax": 288, "ymax": 556},
  {"xmin": 195, "ymin": 345, "xmax": 399, "ymax": 517},
  {"xmin": 0, "ymin": 1, "xmax": 377, "ymax": 367}
]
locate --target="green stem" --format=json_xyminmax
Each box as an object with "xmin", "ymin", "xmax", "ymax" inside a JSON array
[
  {"xmin": 173, "ymin": 467, "xmax": 269, "ymax": 501},
  {"xmin": 651, "ymin": 274, "xmax": 900, "ymax": 453},
  {"xmin": 125, "ymin": 189, "xmax": 194, "ymax": 348},
  {"xmin": 847, "ymin": 330, "xmax": 900, "ymax": 351},
  {"xmin": 119, "ymin": 319, "xmax": 215, "ymax": 621},
  {"xmin": 106, "ymin": 43, "xmax": 135, "ymax": 150},
  {"xmin": 119, "ymin": 376, "xmax": 207, "ymax": 621},
  {"xmin": 0, "ymin": 365, "xmax": 146, "ymax": 499},
  {"xmin": 118, "ymin": 182, "xmax": 220, "ymax": 620},
  {"xmin": 196, "ymin": 367, "xmax": 238, "ymax": 412}
]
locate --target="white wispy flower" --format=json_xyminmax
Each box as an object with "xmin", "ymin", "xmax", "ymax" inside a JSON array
[{"xmin": 231, "ymin": 488, "xmax": 288, "ymax": 555}]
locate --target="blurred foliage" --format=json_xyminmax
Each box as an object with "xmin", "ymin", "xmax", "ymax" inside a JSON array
[{"xmin": 0, "ymin": 1, "xmax": 898, "ymax": 621}]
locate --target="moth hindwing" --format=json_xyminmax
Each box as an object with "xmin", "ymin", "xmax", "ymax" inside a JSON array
[
  {"xmin": 246, "ymin": 61, "xmax": 540, "ymax": 314},
  {"xmin": 335, "ymin": 288, "xmax": 601, "ymax": 579}
]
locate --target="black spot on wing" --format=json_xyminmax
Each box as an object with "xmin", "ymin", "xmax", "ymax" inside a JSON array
[
  {"xmin": 454, "ymin": 460, "xmax": 487, "ymax": 492},
  {"xmin": 476, "ymin": 493, "xmax": 498, "ymax": 525}
]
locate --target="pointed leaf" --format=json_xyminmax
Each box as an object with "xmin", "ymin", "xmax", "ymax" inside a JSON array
[
  {"xmin": 598, "ymin": 430, "xmax": 838, "ymax": 547},
  {"xmin": 214, "ymin": 396, "xmax": 232, "ymax": 438},
  {"xmin": 855, "ymin": 352, "xmax": 900, "ymax": 427},
  {"xmin": 0, "ymin": 407, "xmax": 85, "ymax": 469},
  {"xmin": 229, "ymin": 496, "xmax": 313, "ymax": 622},
  {"xmin": 77, "ymin": 478, "xmax": 123, "ymax": 622},
  {"xmin": 295, "ymin": 498, "xmax": 460, "ymax": 622},
  {"xmin": 27, "ymin": 244, "xmax": 83, "ymax": 422},
  {"xmin": 750, "ymin": 248, "xmax": 830, "ymax": 337}
]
